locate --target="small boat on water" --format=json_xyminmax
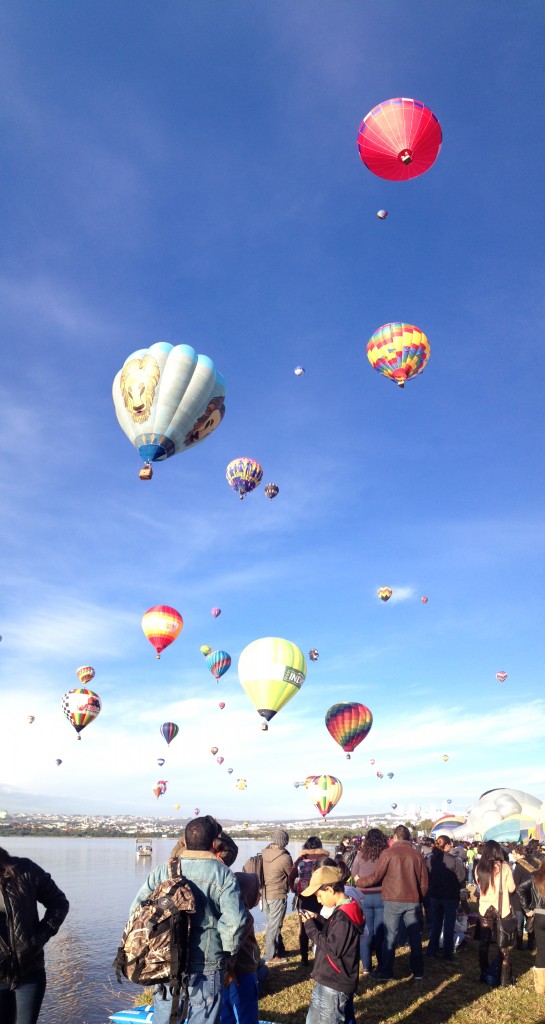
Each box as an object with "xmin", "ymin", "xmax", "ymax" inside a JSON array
[{"xmin": 135, "ymin": 839, "xmax": 152, "ymax": 858}]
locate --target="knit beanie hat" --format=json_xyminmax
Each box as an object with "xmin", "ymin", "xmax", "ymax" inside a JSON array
[{"xmin": 273, "ymin": 827, "xmax": 289, "ymax": 848}]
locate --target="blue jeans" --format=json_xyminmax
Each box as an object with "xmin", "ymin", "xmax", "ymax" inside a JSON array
[
  {"xmin": 382, "ymin": 901, "xmax": 424, "ymax": 978},
  {"xmin": 153, "ymin": 970, "xmax": 223, "ymax": 1024},
  {"xmin": 306, "ymin": 982, "xmax": 349, "ymax": 1024},
  {"xmin": 263, "ymin": 897, "xmax": 287, "ymax": 960},
  {"xmin": 220, "ymin": 972, "xmax": 258, "ymax": 1024},
  {"xmin": 427, "ymin": 898, "xmax": 458, "ymax": 960},
  {"xmin": 360, "ymin": 893, "xmax": 385, "ymax": 971},
  {"xmin": 0, "ymin": 969, "xmax": 47, "ymax": 1024}
]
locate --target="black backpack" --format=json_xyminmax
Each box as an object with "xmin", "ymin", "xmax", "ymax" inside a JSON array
[
  {"xmin": 243, "ymin": 853, "xmax": 265, "ymax": 887},
  {"xmin": 113, "ymin": 858, "xmax": 195, "ymax": 1024}
]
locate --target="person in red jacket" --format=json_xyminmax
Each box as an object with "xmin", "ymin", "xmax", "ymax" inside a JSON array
[
  {"xmin": 364, "ymin": 825, "xmax": 429, "ymax": 981},
  {"xmin": 299, "ymin": 865, "xmax": 364, "ymax": 1024}
]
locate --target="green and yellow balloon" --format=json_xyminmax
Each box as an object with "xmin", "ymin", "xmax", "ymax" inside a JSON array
[{"xmin": 238, "ymin": 637, "xmax": 306, "ymax": 724}]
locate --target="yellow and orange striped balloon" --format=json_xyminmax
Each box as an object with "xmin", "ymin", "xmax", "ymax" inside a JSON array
[{"xmin": 142, "ymin": 605, "xmax": 183, "ymax": 658}]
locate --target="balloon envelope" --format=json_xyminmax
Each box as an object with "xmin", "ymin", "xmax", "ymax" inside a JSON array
[
  {"xmin": 325, "ymin": 703, "xmax": 373, "ymax": 754},
  {"xmin": 157, "ymin": 758, "xmax": 165, "ymax": 767},
  {"xmin": 238, "ymin": 637, "xmax": 306, "ymax": 722},
  {"xmin": 206, "ymin": 650, "xmax": 232, "ymax": 681},
  {"xmin": 307, "ymin": 774, "xmax": 343, "ymax": 817},
  {"xmin": 377, "ymin": 210, "xmax": 388, "ymax": 219},
  {"xmin": 200, "ymin": 644, "xmax": 212, "ymax": 656},
  {"xmin": 210, "ymin": 746, "xmax": 219, "ymax": 755},
  {"xmin": 421, "ymin": 596, "xmax": 429, "ymax": 604},
  {"xmin": 496, "ymin": 672, "xmax": 508, "ymax": 683},
  {"xmin": 113, "ymin": 342, "xmax": 226, "ymax": 466},
  {"xmin": 357, "ymin": 98, "xmax": 442, "ymax": 181},
  {"xmin": 160, "ymin": 722, "xmax": 179, "ymax": 745},
  {"xmin": 211, "ymin": 608, "xmax": 221, "ymax": 618},
  {"xmin": 226, "ymin": 457, "xmax": 263, "ymax": 499},
  {"xmin": 61, "ymin": 688, "xmax": 101, "ymax": 734},
  {"xmin": 377, "ymin": 587, "xmax": 392, "ymax": 602},
  {"xmin": 142, "ymin": 606, "xmax": 183, "ymax": 658},
  {"xmin": 55, "ymin": 759, "xmax": 62, "ymax": 766},
  {"xmin": 27, "ymin": 715, "xmax": 35, "ymax": 724},
  {"xmin": 294, "ymin": 366, "xmax": 305, "ymax": 376},
  {"xmin": 76, "ymin": 666, "xmax": 95, "ymax": 686},
  {"xmin": 236, "ymin": 778, "xmax": 247, "ymax": 790},
  {"xmin": 308, "ymin": 649, "xmax": 319, "ymax": 661},
  {"xmin": 264, "ymin": 483, "xmax": 279, "ymax": 500},
  {"xmin": 368, "ymin": 323, "xmax": 430, "ymax": 388}
]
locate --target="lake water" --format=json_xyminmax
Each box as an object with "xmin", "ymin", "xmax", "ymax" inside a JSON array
[{"xmin": 4, "ymin": 836, "xmax": 333, "ymax": 1024}]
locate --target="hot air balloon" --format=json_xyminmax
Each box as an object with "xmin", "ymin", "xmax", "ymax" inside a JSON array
[
  {"xmin": 211, "ymin": 608, "xmax": 221, "ymax": 618},
  {"xmin": 309, "ymin": 649, "xmax": 319, "ymax": 661},
  {"xmin": 206, "ymin": 650, "xmax": 232, "ymax": 681},
  {"xmin": 227, "ymin": 768, "xmax": 233, "ymax": 774},
  {"xmin": 27, "ymin": 715, "xmax": 35, "ymax": 724},
  {"xmin": 294, "ymin": 366, "xmax": 305, "ymax": 376},
  {"xmin": 261, "ymin": 722, "xmax": 268, "ymax": 732},
  {"xmin": 238, "ymin": 637, "xmax": 306, "ymax": 723},
  {"xmin": 370, "ymin": 759, "xmax": 376, "ymax": 766},
  {"xmin": 0, "ymin": 811, "xmax": 7, "ymax": 819},
  {"xmin": 154, "ymin": 780, "xmax": 168, "ymax": 798},
  {"xmin": 377, "ymin": 587, "xmax": 392, "ymax": 602},
  {"xmin": 496, "ymin": 672, "xmax": 508, "ymax": 683},
  {"xmin": 76, "ymin": 666, "xmax": 95, "ymax": 685},
  {"xmin": 236, "ymin": 778, "xmax": 248, "ymax": 790},
  {"xmin": 325, "ymin": 703, "xmax": 373, "ymax": 758},
  {"xmin": 157, "ymin": 758, "xmax": 165, "ymax": 767},
  {"xmin": 442, "ymin": 755, "xmax": 449, "ymax": 762},
  {"xmin": 210, "ymin": 746, "xmax": 219, "ymax": 755},
  {"xmin": 218, "ymin": 702, "xmax": 225, "ymax": 710},
  {"xmin": 377, "ymin": 210, "xmax": 388, "ymax": 219},
  {"xmin": 55, "ymin": 759, "xmax": 62, "ymax": 766},
  {"xmin": 226, "ymin": 458, "xmax": 263, "ymax": 499},
  {"xmin": 200, "ymin": 644, "xmax": 212, "ymax": 656},
  {"xmin": 194, "ymin": 808, "xmax": 200, "ymax": 816},
  {"xmin": 376, "ymin": 771, "xmax": 383, "ymax": 779},
  {"xmin": 357, "ymin": 98, "xmax": 442, "ymax": 181},
  {"xmin": 307, "ymin": 775, "xmax": 343, "ymax": 818},
  {"xmin": 112, "ymin": 342, "xmax": 226, "ymax": 478},
  {"xmin": 421, "ymin": 596, "xmax": 429, "ymax": 604},
  {"xmin": 217, "ymin": 756, "xmax": 224, "ymax": 765},
  {"xmin": 160, "ymin": 722, "xmax": 179, "ymax": 745},
  {"xmin": 367, "ymin": 323, "xmax": 430, "ymax": 388},
  {"xmin": 391, "ymin": 803, "xmax": 397, "ymax": 810},
  {"xmin": 142, "ymin": 606, "xmax": 183, "ymax": 659},
  {"xmin": 387, "ymin": 772, "xmax": 394, "ymax": 779},
  {"xmin": 61, "ymin": 689, "xmax": 101, "ymax": 737},
  {"xmin": 264, "ymin": 483, "xmax": 279, "ymax": 500},
  {"xmin": 174, "ymin": 803, "xmax": 180, "ymax": 810},
  {"xmin": 447, "ymin": 799, "xmax": 452, "ymax": 805}
]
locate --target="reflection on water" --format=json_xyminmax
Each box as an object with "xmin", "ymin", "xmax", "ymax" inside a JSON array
[{"xmin": 5, "ymin": 836, "xmax": 333, "ymax": 1024}]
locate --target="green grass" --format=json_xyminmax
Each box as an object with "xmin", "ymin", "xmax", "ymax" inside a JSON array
[{"xmin": 257, "ymin": 914, "xmax": 544, "ymax": 1024}]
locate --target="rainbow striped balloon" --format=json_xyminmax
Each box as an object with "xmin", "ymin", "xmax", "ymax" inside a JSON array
[
  {"xmin": 307, "ymin": 774, "xmax": 343, "ymax": 818},
  {"xmin": 325, "ymin": 702, "xmax": 373, "ymax": 755},
  {"xmin": 367, "ymin": 323, "xmax": 430, "ymax": 388},
  {"xmin": 142, "ymin": 605, "xmax": 183, "ymax": 659},
  {"xmin": 206, "ymin": 650, "xmax": 232, "ymax": 681}
]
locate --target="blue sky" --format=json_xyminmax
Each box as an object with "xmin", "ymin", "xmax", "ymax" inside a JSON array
[{"xmin": 1, "ymin": 1, "xmax": 544, "ymax": 822}]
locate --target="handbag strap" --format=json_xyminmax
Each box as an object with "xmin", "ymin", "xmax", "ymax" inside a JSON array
[{"xmin": 498, "ymin": 859, "xmax": 503, "ymax": 915}]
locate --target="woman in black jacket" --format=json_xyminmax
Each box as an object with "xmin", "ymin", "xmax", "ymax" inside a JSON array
[
  {"xmin": 425, "ymin": 835, "xmax": 466, "ymax": 961},
  {"xmin": 0, "ymin": 846, "xmax": 69, "ymax": 1023},
  {"xmin": 518, "ymin": 858, "xmax": 545, "ymax": 994}
]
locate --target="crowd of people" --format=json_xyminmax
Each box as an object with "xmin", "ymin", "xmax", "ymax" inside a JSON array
[{"xmin": 1, "ymin": 821, "xmax": 545, "ymax": 1024}]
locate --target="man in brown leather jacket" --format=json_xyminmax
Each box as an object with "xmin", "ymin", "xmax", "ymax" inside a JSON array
[{"xmin": 364, "ymin": 825, "xmax": 429, "ymax": 980}]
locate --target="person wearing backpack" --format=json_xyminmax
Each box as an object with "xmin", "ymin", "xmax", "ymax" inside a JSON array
[
  {"xmin": 128, "ymin": 816, "xmax": 246, "ymax": 1024},
  {"xmin": 260, "ymin": 828, "xmax": 293, "ymax": 965},
  {"xmin": 288, "ymin": 837, "xmax": 328, "ymax": 966}
]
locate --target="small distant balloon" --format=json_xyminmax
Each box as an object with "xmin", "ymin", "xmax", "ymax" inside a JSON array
[
  {"xmin": 216, "ymin": 756, "xmax": 224, "ymax": 765},
  {"xmin": 377, "ymin": 587, "xmax": 392, "ymax": 602},
  {"xmin": 160, "ymin": 722, "xmax": 179, "ymax": 745},
  {"xmin": 174, "ymin": 803, "xmax": 180, "ymax": 810},
  {"xmin": 496, "ymin": 671, "xmax": 508, "ymax": 683},
  {"xmin": 367, "ymin": 323, "xmax": 430, "ymax": 388},
  {"xmin": 210, "ymin": 746, "xmax": 219, "ymax": 755},
  {"xmin": 236, "ymin": 778, "xmax": 248, "ymax": 790},
  {"xmin": 226, "ymin": 458, "xmax": 263, "ymax": 499},
  {"xmin": 27, "ymin": 715, "xmax": 35, "ymax": 724},
  {"xmin": 442, "ymin": 755, "xmax": 449, "ymax": 762},
  {"xmin": 55, "ymin": 759, "xmax": 62, "ymax": 766},
  {"xmin": 194, "ymin": 808, "xmax": 200, "ymax": 816},
  {"xmin": 211, "ymin": 608, "xmax": 221, "ymax": 618},
  {"xmin": 76, "ymin": 666, "xmax": 95, "ymax": 685},
  {"xmin": 309, "ymin": 649, "xmax": 319, "ymax": 661},
  {"xmin": 294, "ymin": 366, "xmax": 305, "ymax": 376},
  {"xmin": 370, "ymin": 759, "xmax": 376, "ymax": 765},
  {"xmin": 218, "ymin": 702, "xmax": 225, "ymax": 710},
  {"xmin": 387, "ymin": 772, "xmax": 394, "ymax": 779},
  {"xmin": 227, "ymin": 768, "xmax": 233, "ymax": 774},
  {"xmin": 200, "ymin": 644, "xmax": 212, "ymax": 656},
  {"xmin": 376, "ymin": 771, "xmax": 383, "ymax": 779},
  {"xmin": 391, "ymin": 802, "xmax": 397, "ymax": 809},
  {"xmin": 307, "ymin": 774, "xmax": 343, "ymax": 818},
  {"xmin": 61, "ymin": 688, "xmax": 101, "ymax": 737},
  {"xmin": 377, "ymin": 210, "xmax": 388, "ymax": 219},
  {"xmin": 421, "ymin": 596, "xmax": 429, "ymax": 604},
  {"xmin": 157, "ymin": 758, "xmax": 165, "ymax": 767},
  {"xmin": 264, "ymin": 483, "xmax": 279, "ymax": 500},
  {"xmin": 447, "ymin": 799, "xmax": 452, "ymax": 805}
]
